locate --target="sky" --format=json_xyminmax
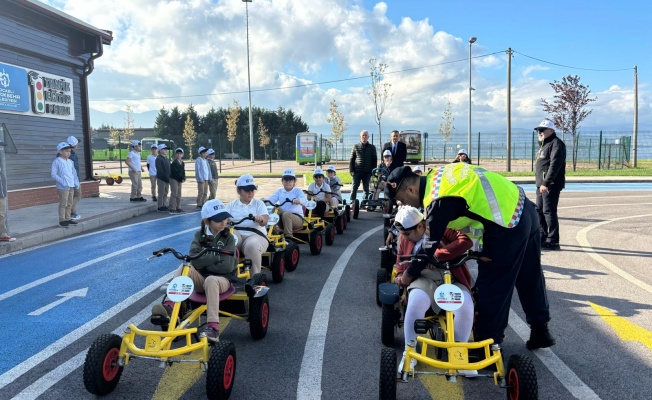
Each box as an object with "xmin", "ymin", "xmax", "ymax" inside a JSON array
[{"xmin": 45, "ymin": 0, "xmax": 651, "ymax": 140}]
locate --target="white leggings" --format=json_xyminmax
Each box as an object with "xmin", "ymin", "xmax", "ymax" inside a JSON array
[{"xmin": 404, "ymin": 288, "xmax": 474, "ymax": 348}]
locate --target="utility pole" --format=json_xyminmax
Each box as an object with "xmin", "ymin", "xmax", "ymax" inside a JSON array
[
  {"xmin": 506, "ymin": 48, "xmax": 512, "ymax": 172},
  {"xmin": 633, "ymin": 65, "xmax": 638, "ymax": 168}
]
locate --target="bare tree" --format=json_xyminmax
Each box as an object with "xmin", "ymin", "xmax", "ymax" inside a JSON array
[
  {"xmin": 182, "ymin": 114, "xmax": 197, "ymax": 159},
  {"xmin": 367, "ymin": 58, "xmax": 393, "ymax": 145},
  {"xmin": 257, "ymin": 117, "xmax": 270, "ymax": 160},
  {"xmin": 122, "ymin": 105, "xmax": 135, "ymax": 144},
  {"xmin": 226, "ymin": 100, "xmax": 241, "ymax": 165},
  {"xmin": 326, "ymin": 98, "xmax": 348, "ymax": 161},
  {"xmin": 438, "ymin": 101, "xmax": 456, "ymax": 161},
  {"xmin": 108, "ymin": 127, "xmax": 122, "ymax": 161},
  {"xmin": 541, "ymin": 75, "xmax": 596, "ymax": 171}
]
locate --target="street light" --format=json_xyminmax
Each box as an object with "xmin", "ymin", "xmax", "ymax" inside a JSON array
[
  {"xmin": 243, "ymin": 0, "xmax": 254, "ymax": 163},
  {"xmin": 468, "ymin": 36, "xmax": 477, "ymax": 159}
]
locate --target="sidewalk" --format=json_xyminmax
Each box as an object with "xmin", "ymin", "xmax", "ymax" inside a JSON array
[{"xmin": 2, "ymin": 175, "xmax": 651, "ymax": 256}]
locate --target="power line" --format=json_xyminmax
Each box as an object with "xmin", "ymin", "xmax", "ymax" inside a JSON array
[{"xmin": 513, "ymin": 51, "xmax": 633, "ymax": 72}]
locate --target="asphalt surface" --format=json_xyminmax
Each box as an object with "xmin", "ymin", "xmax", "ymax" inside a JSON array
[{"xmin": 1, "ymin": 187, "xmax": 652, "ymax": 399}]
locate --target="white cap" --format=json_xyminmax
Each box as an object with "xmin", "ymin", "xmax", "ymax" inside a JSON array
[
  {"xmin": 66, "ymin": 136, "xmax": 78, "ymax": 146},
  {"xmin": 414, "ymin": 166, "xmax": 423, "ymax": 172},
  {"xmin": 313, "ymin": 168, "xmax": 324, "ymax": 176},
  {"xmin": 131, "ymin": 140, "xmax": 141, "ymax": 147},
  {"xmin": 207, "ymin": 148, "xmax": 215, "ymax": 155},
  {"xmin": 235, "ymin": 174, "xmax": 257, "ymax": 190},
  {"xmin": 326, "ymin": 165, "xmax": 336, "ymax": 172},
  {"xmin": 57, "ymin": 142, "xmax": 72, "ymax": 151},
  {"xmin": 157, "ymin": 143, "xmax": 169, "ymax": 151},
  {"xmin": 198, "ymin": 146, "xmax": 207, "ymax": 153},
  {"xmin": 201, "ymin": 199, "xmax": 232, "ymax": 222},
  {"xmin": 535, "ymin": 119, "xmax": 556, "ymax": 132},
  {"xmin": 393, "ymin": 206, "xmax": 424, "ymax": 231},
  {"xmin": 458, "ymin": 148, "xmax": 467, "ymax": 155},
  {"xmin": 151, "ymin": 144, "xmax": 158, "ymax": 149},
  {"xmin": 383, "ymin": 149, "xmax": 392, "ymax": 157},
  {"xmin": 175, "ymin": 147, "xmax": 184, "ymax": 153},
  {"xmin": 282, "ymin": 168, "xmax": 296, "ymax": 178}
]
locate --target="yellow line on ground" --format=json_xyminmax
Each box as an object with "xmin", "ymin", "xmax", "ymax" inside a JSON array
[
  {"xmin": 152, "ymin": 318, "xmax": 232, "ymax": 400},
  {"xmin": 589, "ymin": 302, "xmax": 652, "ymax": 351}
]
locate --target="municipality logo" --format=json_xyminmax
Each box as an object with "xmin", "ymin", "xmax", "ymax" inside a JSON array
[{"xmin": 0, "ymin": 69, "xmax": 10, "ymax": 88}]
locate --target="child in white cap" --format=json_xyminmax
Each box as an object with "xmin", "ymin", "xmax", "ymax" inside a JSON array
[
  {"xmin": 413, "ymin": 165, "xmax": 423, "ymax": 176},
  {"xmin": 66, "ymin": 136, "xmax": 82, "ymax": 219},
  {"xmin": 170, "ymin": 148, "xmax": 186, "ymax": 213},
  {"xmin": 325, "ymin": 165, "xmax": 342, "ymax": 209},
  {"xmin": 155, "ymin": 144, "xmax": 171, "ymax": 212},
  {"xmin": 125, "ymin": 140, "xmax": 146, "ymax": 202},
  {"xmin": 206, "ymin": 149, "xmax": 219, "ymax": 200},
  {"xmin": 146, "ymin": 144, "xmax": 158, "ymax": 202},
  {"xmin": 195, "ymin": 146, "xmax": 211, "ymax": 210},
  {"xmin": 306, "ymin": 168, "xmax": 332, "ymax": 217},
  {"xmin": 150, "ymin": 199, "xmax": 236, "ymax": 342},
  {"xmin": 453, "ymin": 148, "xmax": 471, "ymax": 164},
  {"xmin": 264, "ymin": 168, "xmax": 307, "ymax": 239},
  {"xmin": 51, "ymin": 142, "xmax": 80, "ymax": 227}
]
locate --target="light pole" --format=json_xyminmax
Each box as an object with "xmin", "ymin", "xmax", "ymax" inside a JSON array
[
  {"xmin": 468, "ymin": 36, "xmax": 476, "ymax": 158},
  {"xmin": 243, "ymin": 0, "xmax": 254, "ymax": 163}
]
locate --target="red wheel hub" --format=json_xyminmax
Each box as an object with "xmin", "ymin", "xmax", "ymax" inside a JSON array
[
  {"xmin": 508, "ymin": 368, "xmax": 519, "ymax": 400},
  {"xmin": 261, "ymin": 303, "xmax": 269, "ymax": 328},
  {"xmin": 223, "ymin": 354, "xmax": 235, "ymax": 389},
  {"xmin": 102, "ymin": 348, "xmax": 120, "ymax": 381}
]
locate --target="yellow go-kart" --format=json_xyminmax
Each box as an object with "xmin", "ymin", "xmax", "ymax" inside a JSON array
[
  {"xmin": 93, "ymin": 172, "xmax": 123, "ymax": 185},
  {"xmin": 82, "ymin": 246, "xmax": 269, "ymax": 400},
  {"xmin": 378, "ymin": 251, "xmax": 538, "ymax": 400}
]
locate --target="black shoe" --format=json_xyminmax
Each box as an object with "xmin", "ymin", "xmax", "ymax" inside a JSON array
[
  {"xmin": 542, "ymin": 242, "xmax": 561, "ymax": 250},
  {"xmin": 157, "ymin": 207, "xmax": 169, "ymax": 212},
  {"xmin": 59, "ymin": 221, "xmax": 69, "ymax": 227},
  {"xmin": 526, "ymin": 324, "xmax": 556, "ymax": 350},
  {"xmin": 130, "ymin": 198, "xmax": 139, "ymax": 202},
  {"xmin": 138, "ymin": 197, "xmax": 147, "ymax": 202},
  {"xmin": 67, "ymin": 220, "xmax": 78, "ymax": 225},
  {"xmin": 152, "ymin": 196, "xmax": 157, "ymax": 201}
]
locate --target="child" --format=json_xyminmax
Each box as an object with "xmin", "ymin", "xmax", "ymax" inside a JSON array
[
  {"xmin": 66, "ymin": 136, "xmax": 82, "ymax": 220},
  {"xmin": 325, "ymin": 165, "xmax": 342, "ymax": 210},
  {"xmin": 146, "ymin": 144, "xmax": 158, "ymax": 202},
  {"xmin": 169, "ymin": 148, "xmax": 186, "ymax": 214},
  {"xmin": 265, "ymin": 168, "xmax": 307, "ymax": 240},
  {"xmin": 393, "ymin": 206, "xmax": 476, "ymax": 377},
  {"xmin": 151, "ymin": 199, "xmax": 236, "ymax": 342},
  {"xmin": 453, "ymin": 149, "xmax": 472, "ymax": 164},
  {"xmin": 125, "ymin": 140, "xmax": 146, "ymax": 202},
  {"xmin": 413, "ymin": 165, "xmax": 423, "ymax": 176},
  {"xmin": 195, "ymin": 146, "xmax": 211, "ymax": 211},
  {"xmin": 373, "ymin": 150, "xmax": 393, "ymax": 201},
  {"xmin": 306, "ymin": 168, "xmax": 331, "ymax": 217},
  {"xmin": 207, "ymin": 149, "xmax": 219, "ymax": 200},
  {"xmin": 51, "ymin": 142, "xmax": 80, "ymax": 227},
  {"xmin": 155, "ymin": 144, "xmax": 171, "ymax": 212}
]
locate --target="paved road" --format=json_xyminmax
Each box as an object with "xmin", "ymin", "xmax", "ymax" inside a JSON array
[{"xmin": 1, "ymin": 188, "xmax": 651, "ymax": 399}]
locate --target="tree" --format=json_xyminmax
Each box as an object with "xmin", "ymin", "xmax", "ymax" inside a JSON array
[
  {"xmin": 108, "ymin": 127, "xmax": 122, "ymax": 160},
  {"xmin": 122, "ymin": 105, "xmax": 135, "ymax": 144},
  {"xmin": 182, "ymin": 114, "xmax": 198, "ymax": 159},
  {"xmin": 438, "ymin": 101, "xmax": 455, "ymax": 161},
  {"xmin": 326, "ymin": 98, "xmax": 348, "ymax": 161},
  {"xmin": 257, "ymin": 117, "xmax": 270, "ymax": 160},
  {"xmin": 367, "ymin": 58, "xmax": 393, "ymax": 145},
  {"xmin": 541, "ymin": 75, "xmax": 596, "ymax": 171},
  {"xmin": 226, "ymin": 100, "xmax": 241, "ymax": 165}
]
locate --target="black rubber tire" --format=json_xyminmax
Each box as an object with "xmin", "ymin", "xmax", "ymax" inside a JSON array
[
  {"xmin": 379, "ymin": 348, "xmax": 397, "ymax": 400},
  {"xmin": 115, "ymin": 176, "xmax": 123, "ymax": 184},
  {"xmin": 353, "ymin": 199, "xmax": 360, "ymax": 219},
  {"xmin": 249, "ymin": 294, "xmax": 269, "ymax": 340},
  {"xmin": 206, "ymin": 340, "xmax": 236, "ymax": 400},
  {"xmin": 284, "ymin": 241, "xmax": 300, "ymax": 272},
  {"xmin": 376, "ymin": 268, "xmax": 388, "ymax": 307},
  {"xmin": 335, "ymin": 215, "xmax": 344, "ymax": 234},
  {"xmin": 309, "ymin": 230, "xmax": 322, "ymax": 255},
  {"xmin": 345, "ymin": 204, "xmax": 351, "ymax": 222},
  {"xmin": 381, "ymin": 303, "xmax": 395, "ymax": 347},
  {"xmin": 270, "ymin": 251, "xmax": 285, "ymax": 283},
  {"xmin": 252, "ymin": 272, "xmax": 268, "ymax": 287},
  {"xmin": 380, "ymin": 247, "xmax": 394, "ymax": 276},
  {"xmin": 433, "ymin": 322, "xmax": 446, "ymax": 361},
  {"xmin": 506, "ymin": 354, "xmax": 538, "ymax": 400},
  {"xmin": 83, "ymin": 333, "xmax": 123, "ymax": 395},
  {"xmin": 325, "ymin": 224, "xmax": 335, "ymax": 246},
  {"xmin": 106, "ymin": 177, "xmax": 115, "ymax": 185}
]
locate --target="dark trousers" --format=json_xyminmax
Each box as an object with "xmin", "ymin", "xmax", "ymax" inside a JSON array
[
  {"xmin": 350, "ymin": 173, "xmax": 371, "ymax": 203},
  {"xmin": 535, "ymin": 187, "xmax": 561, "ymax": 244},
  {"xmin": 474, "ymin": 200, "xmax": 551, "ymax": 343}
]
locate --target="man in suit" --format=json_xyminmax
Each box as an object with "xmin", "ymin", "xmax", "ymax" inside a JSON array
[{"xmin": 382, "ymin": 130, "xmax": 407, "ymax": 167}]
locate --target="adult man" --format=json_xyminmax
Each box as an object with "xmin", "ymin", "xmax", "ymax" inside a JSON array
[
  {"xmin": 206, "ymin": 149, "xmax": 219, "ymax": 200},
  {"xmin": 384, "ymin": 163, "xmax": 555, "ymax": 350},
  {"xmin": 534, "ymin": 119, "xmax": 566, "ymax": 250},
  {"xmin": 66, "ymin": 136, "xmax": 82, "ymax": 219},
  {"xmin": 155, "ymin": 144, "xmax": 171, "ymax": 212},
  {"xmin": 382, "ymin": 130, "xmax": 407, "ymax": 167},
  {"xmin": 125, "ymin": 140, "xmax": 146, "ymax": 202},
  {"xmin": 348, "ymin": 130, "xmax": 377, "ymax": 210},
  {"xmin": 195, "ymin": 146, "xmax": 211, "ymax": 211}
]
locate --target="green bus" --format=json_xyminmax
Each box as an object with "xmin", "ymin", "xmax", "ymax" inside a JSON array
[
  {"xmin": 296, "ymin": 132, "xmax": 332, "ymax": 165},
  {"xmin": 399, "ymin": 130, "xmax": 423, "ymax": 164}
]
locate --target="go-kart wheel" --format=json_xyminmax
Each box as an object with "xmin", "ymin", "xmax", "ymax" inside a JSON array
[
  {"xmin": 335, "ymin": 215, "xmax": 344, "ymax": 234},
  {"xmin": 325, "ymin": 224, "xmax": 335, "ymax": 246},
  {"xmin": 379, "ymin": 348, "xmax": 397, "ymax": 400},
  {"xmin": 284, "ymin": 241, "xmax": 300, "ymax": 272},
  {"xmin": 83, "ymin": 333, "xmax": 123, "ymax": 395},
  {"xmin": 376, "ymin": 268, "xmax": 388, "ymax": 307},
  {"xmin": 345, "ymin": 204, "xmax": 351, "ymax": 222},
  {"xmin": 342, "ymin": 211, "xmax": 348, "ymax": 230},
  {"xmin": 309, "ymin": 230, "xmax": 322, "ymax": 255},
  {"xmin": 380, "ymin": 247, "xmax": 394, "ymax": 276},
  {"xmin": 115, "ymin": 176, "xmax": 123, "ymax": 184},
  {"xmin": 106, "ymin": 177, "xmax": 115, "ymax": 185},
  {"xmin": 506, "ymin": 354, "xmax": 538, "ymax": 400},
  {"xmin": 271, "ymin": 251, "xmax": 285, "ymax": 283},
  {"xmin": 249, "ymin": 294, "xmax": 269, "ymax": 340},
  {"xmin": 206, "ymin": 340, "xmax": 236, "ymax": 400},
  {"xmin": 252, "ymin": 272, "xmax": 268, "ymax": 287},
  {"xmin": 353, "ymin": 199, "xmax": 360, "ymax": 219},
  {"xmin": 381, "ymin": 304, "xmax": 395, "ymax": 347}
]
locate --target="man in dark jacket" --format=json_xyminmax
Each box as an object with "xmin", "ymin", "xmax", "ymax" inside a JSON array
[
  {"xmin": 382, "ymin": 130, "xmax": 407, "ymax": 167},
  {"xmin": 534, "ymin": 120, "xmax": 566, "ymax": 250},
  {"xmin": 349, "ymin": 130, "xmax": 377, "ymax": 208},
  {"xmin": 155, "ymin": 144, "xmax": 171, "ymax": 212}
]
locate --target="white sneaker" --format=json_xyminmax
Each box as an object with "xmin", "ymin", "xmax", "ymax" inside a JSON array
[
  {"xmin": 397, "ymin": 351, "xmax": 417, "ymax": 376},
  {"xmin": 458, "ymin": 369, "xmax": 478, "ymax": 378}
]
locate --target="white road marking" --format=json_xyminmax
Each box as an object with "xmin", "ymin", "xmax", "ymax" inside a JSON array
[
  {"xmin": 297, "ymin": 225, "xmax": 382, "ymax": 400},
  {"xmin": 576, "ymin": 214, "xmax": 652, "ymax": 295},
  {"xmin": 27, "ymin": 287, "xmax": 88, "ymax": 316},
  {"xmin": 0, "ymin": 273, "xmax": 172, "ymax": 390},
  {"xmin": 558, "ymin": 202, "xmax": 652, "ymax": 210},
  {"xmin": 11, "ymin": 298, "xmax": 159, "ymax": 400},
  {"xmin": 508, "ymin": 310, "xmax": 601, "ymax": 399},
  {"xmin": 0, "ymin": 228, "xmax": 194, "ymax": 302}
]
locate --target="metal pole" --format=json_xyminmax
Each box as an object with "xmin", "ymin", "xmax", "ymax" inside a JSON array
[
  {"xmin": 477, "ymin": 131, "xmax": 480, "ymax": 165},
  {"xmin": 244, "ymin": 0, "xmax": 254, "ymax": 163},
  {"xmin": 633, "ymin": 65, "xmax": 638, "ymax": 167},
  {"xmin": 506, "ymin": 48, "xmax": 512, "ymax": 172},
  {"xmin": 468, "ymin": 37, "xmax": 476, "ymax": 157}
]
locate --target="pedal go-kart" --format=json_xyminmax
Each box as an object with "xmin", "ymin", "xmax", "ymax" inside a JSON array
[
  {"xmin": 304, "ymin": 188, "xmax": 347, "ymax": 234},
  {"xmin": 83, "ymin": 246, "xmax": 270, "ymax": 400},
  {"xmin": 93, "ymin": 172, "xmax": 123, "ymax": 185},
  {"xmin": 328, "ymin": 181, "xmax": 352, "ymax": 223},
  {"xmin": 377, "ymin": 224, "xmax": 398, "ymax": 307},
  {"xmin": 262, "ymin": 200, "xmax": 301, "ymax": 273},
  {"xmin": 353, "ymin": 167, "xmax": 391, "ymax": 219},
  {"xmin": 264, "ymin": 198, "xmax": 327, "ymax": 256},
  {"xmin": 378, "ymin": 251, "xmax": 538, "ymax": 400}
]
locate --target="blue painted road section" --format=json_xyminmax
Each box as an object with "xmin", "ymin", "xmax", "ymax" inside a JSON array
[{"xmin": 0, "ymin": 214, "xmax": 200, "ymax": 375}]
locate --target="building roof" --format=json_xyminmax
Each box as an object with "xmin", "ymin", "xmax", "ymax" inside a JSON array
[{"xmin": 11, "ymin": 0, "xmax": 113, "ymax": 45}]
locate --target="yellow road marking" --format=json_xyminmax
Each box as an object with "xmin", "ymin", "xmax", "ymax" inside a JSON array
[
  {"xmin": 589, "ymin": 302, "xmax": 652, "ymax": 351},
  {"xmin": 152, "ymin": 318, "xmax": 232, "ymax": 400},
  {"xmin": 419, "ymin": 366, "xmax": 465, "ymax": 399}
]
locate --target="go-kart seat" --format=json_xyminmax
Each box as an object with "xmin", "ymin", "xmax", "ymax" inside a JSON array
[{"xmin": 189, "ymin": 285, "xmax": 237, "ymax": 303}]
